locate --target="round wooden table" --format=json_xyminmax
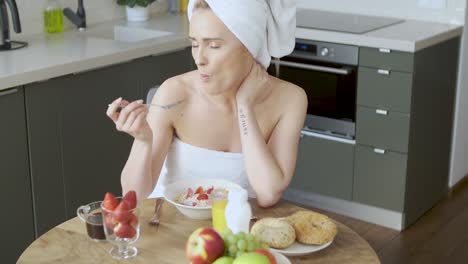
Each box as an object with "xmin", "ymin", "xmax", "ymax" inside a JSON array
[{"xmin": 18, "ymin": 199, "xmax": 380, "ymax": 263}]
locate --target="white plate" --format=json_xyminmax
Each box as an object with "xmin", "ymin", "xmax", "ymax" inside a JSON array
[
  {"xmin": 270, "ymin": 240, "xmax": 333, "ymax": 257},
  {"xmin": 272, "ymin": 251, "xmax": 291, "ymax": 264}
]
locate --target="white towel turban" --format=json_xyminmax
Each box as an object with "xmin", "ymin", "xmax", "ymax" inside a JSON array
[{"xmin": 187, "ymin": 0, "xmax": 296, "ymax": 68}]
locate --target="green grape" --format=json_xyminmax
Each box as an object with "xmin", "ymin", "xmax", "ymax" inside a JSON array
[
  {"xmin": 228, "ymin": 244, "xmax": 238, "ymax": 255},
  {"xmin": 221, "ymin": 229, "xmax": 233, "ymax": 237},
  {"xmin": 227, "ymin": 234, "xmax": 238, "ymax": 245},
  {"xmin": 260, "ymin": 242, "xmax": 270, "ymax": 250},
  {"xmin": 236, "ymin": 231, "xmax": 246, "ymax": 240},
  {"xmin": 235, "ymin": 251, "xmax": 245, "ymax": 258},
  {"xmin": 245, "ymin": 233, "xmax": 255, "ymax": 241},
  {"xmin": 237, "ymin": 239, "xmax": 247, "ymax": 251},
  {"xmin": 247, "ymin": 240, "xmax": 257, "ymax": 252}
]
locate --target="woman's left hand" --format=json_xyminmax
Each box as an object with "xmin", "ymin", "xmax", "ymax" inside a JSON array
[{"xmin": 236, "ymin": 62, "xmax": 271, "ymax": 107}]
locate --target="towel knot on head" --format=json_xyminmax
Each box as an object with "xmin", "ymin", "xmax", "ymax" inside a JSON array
[{"xmin": 187, "ymin": 0, "xmax": 296, "ymax": 68}]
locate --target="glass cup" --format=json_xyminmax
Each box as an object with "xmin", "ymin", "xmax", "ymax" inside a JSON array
[
  {"xmin": 101, "ymin": 200, "xmax": 140, "ymax": 260},
  {"xmin": 77, "ymin": 201, "xmax": 106, "ymax": 241},
  {"xmin": 211, "ymin": 190, "xmax": 228, "ymax": 233}
]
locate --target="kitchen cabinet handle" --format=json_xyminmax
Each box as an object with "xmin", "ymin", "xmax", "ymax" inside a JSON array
[
  {"xmin": 300, "ymin": 129, "xmax": 356, "ymax": 145},
  {"xmin": 377, "ymin": 69, "xmax": 390, "ymax": 75},
  {"xmin": 271, "ymin": 59, "xmax": 352, "ymax": 75},
  {"xmin": 376, "ymin": 109, "xmax": 388, "ymax": 115},
  {"xmin": 378, "ymin": 48, "xmax": 391, "ymax": 53},
  {"xmin": 0, "ymin": 88, "xmax": 18, "ymax": 97},
  {"xmin": 374, "ymin": 148, "xmax": 386, "ymax": 154}
]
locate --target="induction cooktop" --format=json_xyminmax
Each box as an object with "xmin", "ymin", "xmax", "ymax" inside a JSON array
[{"xmin": 297, "ymin": 9, "xmax": 405, "ymax": 34}]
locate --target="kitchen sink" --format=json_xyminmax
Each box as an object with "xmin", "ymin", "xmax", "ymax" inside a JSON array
[{"xmin": 84, "ymin": 25, "xmax": 173, "ymax": 43}]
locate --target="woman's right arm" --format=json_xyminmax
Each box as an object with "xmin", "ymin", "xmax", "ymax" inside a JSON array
[{"xmin": 106, "ymin": 78, "xmax": 186, "ymax": 200}]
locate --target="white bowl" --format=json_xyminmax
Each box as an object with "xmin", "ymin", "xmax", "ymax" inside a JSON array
[{"xmin": 163, "ymin": 178, "xmax": 243, "ymax": 220}]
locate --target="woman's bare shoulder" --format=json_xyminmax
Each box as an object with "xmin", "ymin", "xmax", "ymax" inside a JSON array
[
  {"xmin": 151, "ymin": 70, "xmax": 198, "ymax": 106},
  {"xmin": 269, "ymin": 76, "xmax": 307, "ymax": 107}
]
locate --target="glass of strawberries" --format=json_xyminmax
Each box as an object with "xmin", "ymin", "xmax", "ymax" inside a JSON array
[{"xmin": 101, "ymin": 190, "xmax": 140, "ymax": 259}]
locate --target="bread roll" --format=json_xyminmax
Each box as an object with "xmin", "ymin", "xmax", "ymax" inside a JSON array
[
  {"xmin": 285, "ymin": 210, "xmax": 337, "ymax": 245},
  {"xmin": 250, "ymin": 217, "xmax": 296, "ymax": 249}
]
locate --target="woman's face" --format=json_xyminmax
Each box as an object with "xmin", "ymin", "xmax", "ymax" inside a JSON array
[{"xmin": 189, "ymin": 9, "xmax": 253, "ymax": 95}]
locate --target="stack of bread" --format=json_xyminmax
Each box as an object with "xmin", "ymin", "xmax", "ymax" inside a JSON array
[{"xmin": 250, "ymin": 210, "xmax": 337, "ymax": 249}]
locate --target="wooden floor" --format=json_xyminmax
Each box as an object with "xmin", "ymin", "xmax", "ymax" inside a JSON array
[{"xmin": 302, "ymin": 176, "xmax": 468, "ymax": 264}]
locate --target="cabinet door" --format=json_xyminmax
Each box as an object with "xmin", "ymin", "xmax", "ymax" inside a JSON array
[
  {"xmin": 353, "ymin": 145, "xmax": 407, "ymax": 211},
  {"xmin": 356, "ymin": 106, "xmax": 410, "ymax": 153},
  {"xmin": 0, "ymin": 87, "xmax": 35, "ymax": 262},
  {"xmin": 138, "ymin": 48, "xmax": 193, "ymax": 96},
  {"xmin": 25, "ymin": 61, "xmax": 139, "ymax": 235},
  {"xmin": 289, "ymin": 133, "xmax": 355, "ymax": 200}
]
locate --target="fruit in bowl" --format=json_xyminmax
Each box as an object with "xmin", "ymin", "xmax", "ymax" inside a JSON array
[
  {"xmin": 186, "ymin": 227, "xmax": 225, "ymax": 264},
  {"xmin": 163, "ymin": 178, "xmax": 243, "ymax": 220}
]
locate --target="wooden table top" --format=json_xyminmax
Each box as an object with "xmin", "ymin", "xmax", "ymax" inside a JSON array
[{"xmin": 18, "ymin": 199, "xmax": 380, "ymax": 264}]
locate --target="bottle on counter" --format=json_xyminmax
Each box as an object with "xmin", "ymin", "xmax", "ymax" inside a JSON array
[
  {"xmin": 180, "ymin": 0, "xmax": 189, "ymax": 13},
  {"xmin": 225, "ymin": 188, "xmax": 252, "ymax": 234},
  {"xmin": 44, "ymin": 0, "xmax": 64, "ymax": 33}
]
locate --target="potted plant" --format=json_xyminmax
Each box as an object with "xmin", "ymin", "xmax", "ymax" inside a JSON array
[{"xmin": 117, "ymin": 0, "xmax": 158, "ymax": 21}]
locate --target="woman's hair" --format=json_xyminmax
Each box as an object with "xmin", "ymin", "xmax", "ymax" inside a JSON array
[{"xmin": 193, "ymin": 0, "xmax": 210, "ymax": 10}]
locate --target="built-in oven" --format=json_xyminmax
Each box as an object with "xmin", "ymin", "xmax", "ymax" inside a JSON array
[{"xmin": 269, "ymin": 39, "xmax": 358, "ymax": 139}]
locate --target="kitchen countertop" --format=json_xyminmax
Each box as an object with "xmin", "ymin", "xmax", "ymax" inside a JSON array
[
  {"xmin": 0, "ymin": 11, "xmax": 463, "ymax": 91},
  {"xmin": 297, "ymin": 18, "xmax": 463, "ymax": 52},
  {"xmin": 0, "ymin": 14, "xmax": 191, "ymax": 91}
]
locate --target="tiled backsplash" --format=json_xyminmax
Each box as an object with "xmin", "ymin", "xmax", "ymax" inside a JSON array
[
  {"xmin": 14, "ymin": 0, "xmax": 169, "ymax": 36},
  {"xmin": 297, "ymin": 0, "xmax": 466, "ymax": 24}
]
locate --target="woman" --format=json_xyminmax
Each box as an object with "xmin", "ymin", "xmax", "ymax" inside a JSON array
[{"xmin": 106, "ymin": 0, "xmax": 307, "ymax": 207}]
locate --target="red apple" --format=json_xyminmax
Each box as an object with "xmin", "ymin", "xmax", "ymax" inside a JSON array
[
  {"xmin": 254, "ymin": 249, "xmax": 277, "ymax": 264},
  {"xmin": 186, "ymin": 227, "xmax": 225, "ymax": 264}
]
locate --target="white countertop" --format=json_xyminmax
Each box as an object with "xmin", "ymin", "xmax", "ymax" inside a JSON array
[
  {"xmin": 0, "ymin": 11, "xmax": 463, "ymax": 91},
  {"xmin": 0, "ymin": 14, "xmax": 191, "ymax": 91},
  {"xmin": 296, "ymin": 19, "xmax": 463, "ymax": 52}
]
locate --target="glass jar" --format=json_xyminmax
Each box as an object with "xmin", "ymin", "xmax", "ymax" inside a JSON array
[{"xmin": 44, "ymin": 0, "xmax": 64, "ymax": 33}]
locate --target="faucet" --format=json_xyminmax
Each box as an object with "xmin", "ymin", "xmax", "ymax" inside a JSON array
[
  {"xmin": 0, "ymin": 0, "xmax": 26, "ymax": 51},
  {"xmin": 63, "ymin": 0, "xmax": 86, "ymax": 30}
]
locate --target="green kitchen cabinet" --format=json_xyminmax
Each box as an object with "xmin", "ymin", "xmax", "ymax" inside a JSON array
[
  {"xmin": 25, "ymin": 49, "xmax": 192, "ymax": 236},
  {"xmin": 354, "ymin": 37, "xmax": 460, "ymax": 227},
  {"xmin": 0, "ymin": 87, "xmax": 35, "ymax": 263},
  {"xmin": 138, "ymin": 48, "xmax": 193, "ymax": 95},
  {"xmin": 290, "ymin": 132, "xmax": 355, "ymax": 200}
]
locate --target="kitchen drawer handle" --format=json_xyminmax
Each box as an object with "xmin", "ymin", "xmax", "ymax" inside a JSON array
[
  {"xmin": 272, "ymin": 59, "xmax": 352, "ymax": 75},
  {"xmin": 377, "ymin": 69, "xmax": 390, "ymax": 75},
  {"xmin": 378, "ymin": 48, "xmax": 391, "ymax": 53},
  {"xmin": 0, "ymin": 88, "xmax": 18, "ymax": 97},
  {"xmin": 374, "ymin": 148, "xmax": 386, "ymax": 154},
  {"xmin": 376, "ymin": 109, "xmax": 388, "ymax": 115}
]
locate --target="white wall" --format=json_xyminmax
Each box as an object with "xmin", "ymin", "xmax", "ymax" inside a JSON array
[
  {"xmin": 297, "ymin": 0, "xmax": 466, "ymax": 24},
  {"xmin": 14, "ymin": 0, "xmax": 168, "ymax": 36},
  {"xmin": 450, "ymin": 5, "xmax": 468, "ymax": 186}
]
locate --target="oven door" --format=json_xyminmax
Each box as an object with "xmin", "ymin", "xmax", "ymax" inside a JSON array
[{"xmin": 269, "ymin": 56, "xmax": 357, "ymax": 139}]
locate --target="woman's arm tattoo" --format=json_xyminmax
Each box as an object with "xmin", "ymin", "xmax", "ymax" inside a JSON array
[{"xmin": 239, "ymin": 108, "xmax": 248, "ymax": 136}]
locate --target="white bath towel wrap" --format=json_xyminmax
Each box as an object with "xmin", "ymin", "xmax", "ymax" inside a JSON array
[{"xmin": 187, "ymin": 0, "xmax": 296, "ymax": 68}]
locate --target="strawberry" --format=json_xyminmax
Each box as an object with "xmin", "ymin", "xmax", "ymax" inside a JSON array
[
  {"xmin": 113, "ymin": 222, "xmax": 136, "ymax": 238},
  {"xmin": 129, "ymin": 213, "xmax": 138, "ymax": 226},
  {"xmin": 123, "ymin": 190, "xmax": 137, "ymax": 209},
  {"xmin": 197, "ymin": 193, "xmax": 209, "ymax": 200},
  {"xmin": 113, "ymin": 200, "xmax": 132, "ymax": 222},
  {"xmin": 206, "ymin": 186, "xmax": 214, "ymax": 194},
  {"xmin": 102, "ymin": 192, "xmax": 119, "ymax": 211},
  {"xmin": 185, "ymin": 187, "xmax": 194, "ymax": 199},
  {"xmin": 195, "ymin": 186, "xmax": 204, "ymax": 194},
  {"xmin": 104, "ymin": 213, "xmax": 117, "ymax": 229}
]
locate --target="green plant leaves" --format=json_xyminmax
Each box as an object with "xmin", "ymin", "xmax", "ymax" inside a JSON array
[{"xmin": 117, "ymin": 0, "xmax": 156, "ymax": 7}]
